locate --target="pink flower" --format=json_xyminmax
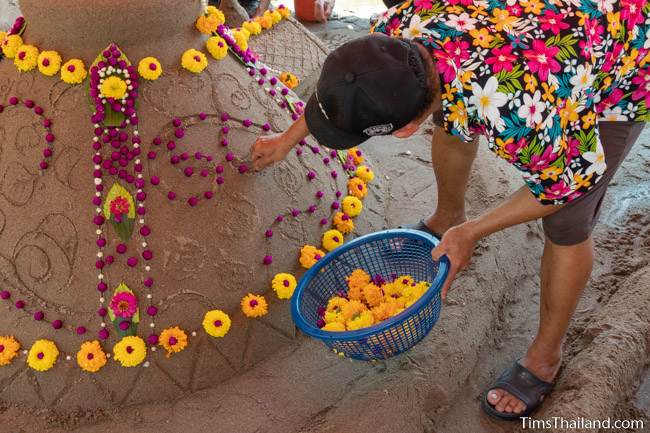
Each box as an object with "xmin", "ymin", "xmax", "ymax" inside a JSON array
[
  {"xmin": 526, "ymin": 146, "xmax": 557, "ymax": 172},
  {"xmin": 433, "ymin": 39, "xmax": 470, "ymax": 83},
  {"xmin": 544, "ymin": 181, "xmax": 572, "ymax": 200},
  {"xmin": 386, "ymin": 17, "xmax": 401, "ymax": 35},
  {"xmin": 413, "ymin": 0, "xmax": 433, "ymax": 11},
  {"xmin": 523, "ymin": 40, "xmax": 561, "ymax": 81},
  {"xmin": 505, "ymin": 138, "xmax": 527, "ymax": 163},
  {"xmin": 621, "ymin": 0, "xmax": 645, "ymax": 28},
  {"xmin": 486, "ymin": 45, "xmax": 517, "ymax": 73},
  {"xmin": 602, "ymin": 42, "xmax": 624, "ymax": 73},
  {"xmin": 110, "ymin": 292, "xmax": 138, "ymax": 318},
  {"xmin": 596, "ymin": 88, "xmax": 624, "ymax": 113},
  {"xmin": 447, "ymin": 0, "xmax": 474, "ymax": 5},
  {"xmin": 539, "ymin": 9, "xmax": 569, "ymax": 35},
  {"xmin": 507, "ymin": 3, "xmax": 523, "ymax": 16},
  {"xmin": 631, "ymin": 67, "xmax": 650, "ymax": 105},
  {"xmin": 564, "ymin": 138, "xmax": 581, "ymax": 165},
  {"xmin": 110, "ymin": 196, "xmax": 130, "ymax": 217}
]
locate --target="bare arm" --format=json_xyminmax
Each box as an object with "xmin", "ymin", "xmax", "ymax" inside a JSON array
[{"xmin": 432, "ymin": 186, "xmax": 565, "ymax": 299}]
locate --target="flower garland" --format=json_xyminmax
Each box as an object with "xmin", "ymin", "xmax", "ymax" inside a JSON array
[
  {"xmin": 1, "ymin": 5, "xmax": 294, "ymax": 86},
  {"xmin": 0, "ymin": 4, "xmax": 380, "ymax": 374}
]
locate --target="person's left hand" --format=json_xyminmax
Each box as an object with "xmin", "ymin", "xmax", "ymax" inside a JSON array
[{"xmin": 430, "ymin": 223, "xmax": 478, "ymax": 301}]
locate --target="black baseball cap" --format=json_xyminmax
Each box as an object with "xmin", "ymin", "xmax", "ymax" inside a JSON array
[{"xmin": 304, "ymin": 34, "xmax": 430, "ymax": 150}]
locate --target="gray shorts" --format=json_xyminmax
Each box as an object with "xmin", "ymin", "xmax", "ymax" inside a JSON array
[{"xmin": 542, "ymin": 121, "xmax": 644, "ymax": 246}]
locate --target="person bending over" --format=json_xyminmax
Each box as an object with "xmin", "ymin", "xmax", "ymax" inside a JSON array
[{"xmin": 251, "ymin": 0, "xmax": 648, "ymax": 420}]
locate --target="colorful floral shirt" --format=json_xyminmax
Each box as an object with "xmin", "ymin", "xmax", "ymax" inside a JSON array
[{"xmin": 371, "ymin": 0, "xmax": 650, "ymax": 205}]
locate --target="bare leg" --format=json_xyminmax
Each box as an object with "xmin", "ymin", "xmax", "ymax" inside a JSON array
[
  {"xmin": 424, "ymin": 127, "xmax": 479, "ymax": 234},
  {"xmin": 487, "ymin": 236, "xmax": 594, "ymax": 414}
]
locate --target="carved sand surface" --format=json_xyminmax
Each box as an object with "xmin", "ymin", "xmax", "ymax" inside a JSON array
[{"xmin": 0, "ymin": 0, "xmax": 387, "ymax": 410}]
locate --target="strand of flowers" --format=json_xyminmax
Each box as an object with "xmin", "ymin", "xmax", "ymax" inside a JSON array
[
  {"xmin": 88, "ymin": 45, "xmax": 163, "ymax": 352},
  {"xmin": 0, "ymin": 95, "xmax": 55, "ymax": 172},
  {"xmin": 0, "ymin": 6, "xmax": 297, "ymax": 89}
]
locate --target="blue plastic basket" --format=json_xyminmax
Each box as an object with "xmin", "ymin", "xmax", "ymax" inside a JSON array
[{"xmin": 291, "ymin": 229, "xmax": 449, "ymax": 361}]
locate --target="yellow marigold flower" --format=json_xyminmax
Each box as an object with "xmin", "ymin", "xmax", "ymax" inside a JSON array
[
  {"xmin": 341, "ymin": 195, "xmax": 363, "ymax": 217},
  {"xmin": 113, "ymin": 336, "xmax": 147, "ymax": 367},
  {"xmin": 341, "ymin": 299, "xmax": 367, "ymax": 321},
  {"xmin": 270, "ymin": 10, "xmax": 283, "ymax": 24},
  {"xmin": 395, "ymin": 275, "xmax": 415, "ymax": 289},
  {"xmin": 346, "ymin": 310, "xmax": 374, "ymax": 331},
  {"xmin": 2, "ymin": 34, "xmax": 23, "ymax": 58},
  {"xmin": 27, "ymin": 339, "xmax": 59, "ymax": 372},
  {"xmin": 272, "ymin": 273, "xmax": 297, "ymax": 299},
  {"xmin": 363, "ymin": 283, "xmax": 383, "ymax": 308},
  {"xmin": 346, "ymin": 269, "xmax": 371, "ymax": 295},
  {"xmin": 371, "ymin": 302, "xmax": 399, "ymax": 322},
  {"xmin": 14, "ymin": 44, "xmax": 39, "ymax": 72},
  {"xmin": 76, "ymin": 340, "xmax": 107, "ymax": 373},
  {"xmin": 279, "ymin": 71, "xmax": 299, "ymax": 89},
  {"xmin": 203, "ymin": 309, "xmax": 232, "ymax": 337},
  {"xmin": 299, "ymin": 244, "xmax": 325, "ymax": 269},
  {"xmin": 206, "ymin": 6, "xmax": 226, "ymax": 25},
  {"xmin": 0, "ymin": 32, "xmax": 6, "ymax": 44},
  {"xmin": 277, "ymin": 5, "xmax": 292, "ymax": 18},
  {"xmin": 383, "ymin": 282, "xmax": 405, "ymax": 305},
  {"xmin": 256, "ymin": 15, "xmax": 273, "ymax": 30},
  {"xmin": 327, "ymin": 296, "xmax": 349, "ymax": 314},
  {"xmin": 61, "ymin": 59, "xmax": 87, "ymax": 84},
  {"xmin": 322, "ymin": 229, "xmax": 344, "ymax": 252},
  {"xmin": 347, "ymin": 148, "xmax": 364, "ymax": 165},
  {"xmin": 324, "ymin": 310, "xmax": 345, "ymax": 324},
  {"xmin": 231, "ymin": 28, "xmax": 249, "ymax": 51},
  {"xmin": 243, "ymin": 20, "xmax": 262, "ymax": 36},
  {"xmin": 402, "ymin": 282, "xmax": 428, "ymax": 307},
  {"xmin": 206, "ymin": 36, "xmax": 228, "ymax": 60},
  {"xmin": 333, "ymin": 212, "xmax": 354, "ymax": 234},
  {"xmin": 241, "ymin": 293, "xmax": 268, "ymax": 318},
  {"xmin": 348, "ymin": 177, "xmax": 368, "ymax": 199},
  {"xmin": 181, "ymin": 49, "xmax": 208, "ymax": 73},
  {"xmin": 100, "ymin": 76, "xmax": 128, "ymax": 99},
  {"xmin": 196, "ymin": 14, "xmax": 221, "ymax": 34},
  {"xmin": 159, "ymin": 326, "xmax": 188, "ymax": 358},
  {"xmin": 138, "ymin": 57, "xmax": 162, "ymax": 81},
  {"xmin": 355, "ymin": 165, "xmax": 375, "ymax": 183},
  {"xmin": 37, "ymin": 50, "xmax": 62, "ymax": 76},
  {"xmin": 0, "ymin": 335, "xmax": 20, "ymax": 366},
  {"xmin": 322, "ymin": 322, "xmax": 346, "ymax": 332}
]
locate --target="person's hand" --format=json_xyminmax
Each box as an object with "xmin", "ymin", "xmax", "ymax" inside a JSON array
[
  {"xmin": 250, "ymin": 133, "xmax": 292, "ymax": 171},
  {"xmin": 430, "ymin": 223, "xmax": 478, "ymax": 301}
]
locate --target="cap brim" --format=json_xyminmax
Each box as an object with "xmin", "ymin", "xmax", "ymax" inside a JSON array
[{"xmin": 304, "ymin": 93, "xmax": 369, "ymax": 150}]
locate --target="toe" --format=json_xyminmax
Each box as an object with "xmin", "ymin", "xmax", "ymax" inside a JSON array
[
  {"xmin": 487, "ymin": 388, "xmax": 504, "ymax": 406},
  {"xmin": 514, "ymin": 401, "xmax": 527, "ymax": 414},
  {"xmin": 495, "ymin": 393, "xmax": 512, "ymax": 412}
]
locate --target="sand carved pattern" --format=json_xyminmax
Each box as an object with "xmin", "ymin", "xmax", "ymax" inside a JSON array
[
  {"xmin": 12, "ymin": 213, "xmax": 78, "ymax": 308},
  {"xmin": 211, "ymin": 72, "xmax": 252, "ymax": 113},
  {"xmin": 249, "ymin": 18, "xmax": 328, "ymax": 78},
  {"xmin": 48, "ymin": 80, "xmax": 85, "ymax": 115},
  {"xmin": 141, "ymin": 70, "xmax": 210, "ymax": 118},
  {"xmin": 0, "ymin": 103, "xmax": 51, "ymax": 207}
]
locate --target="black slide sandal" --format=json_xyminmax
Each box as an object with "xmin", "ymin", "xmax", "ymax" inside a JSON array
[
  {"xmin": 399, "ymin": 220, "xmax": 441, "ymax": 240},
  {"xmin": 482, "ymin": 361, "xmax": 555, "ymax": 421}
]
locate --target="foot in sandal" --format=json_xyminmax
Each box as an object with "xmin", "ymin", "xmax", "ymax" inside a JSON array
[{"xmin": 483, "ymin": 351, "xmax": 561, "ymax": 420}]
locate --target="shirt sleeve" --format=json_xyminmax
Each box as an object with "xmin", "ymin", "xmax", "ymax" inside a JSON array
[{"xmin": 519, "ymin": 109, "xmax": 605, "ymax": 206}]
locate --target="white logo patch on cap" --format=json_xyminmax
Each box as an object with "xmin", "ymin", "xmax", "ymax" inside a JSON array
[{"xmin": 363, "ymin": 123, "xmax": 394, "ymax": 136}]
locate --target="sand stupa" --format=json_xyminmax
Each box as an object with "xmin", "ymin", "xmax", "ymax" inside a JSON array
[{"xmin": 0, "ymin": 0, "xmax": 380, "ymax": 410}]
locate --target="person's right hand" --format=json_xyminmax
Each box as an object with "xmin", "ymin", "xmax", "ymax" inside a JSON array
[{"xmin": 250, "ymin": 133, "xmax": 292, "ymax": 171}]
